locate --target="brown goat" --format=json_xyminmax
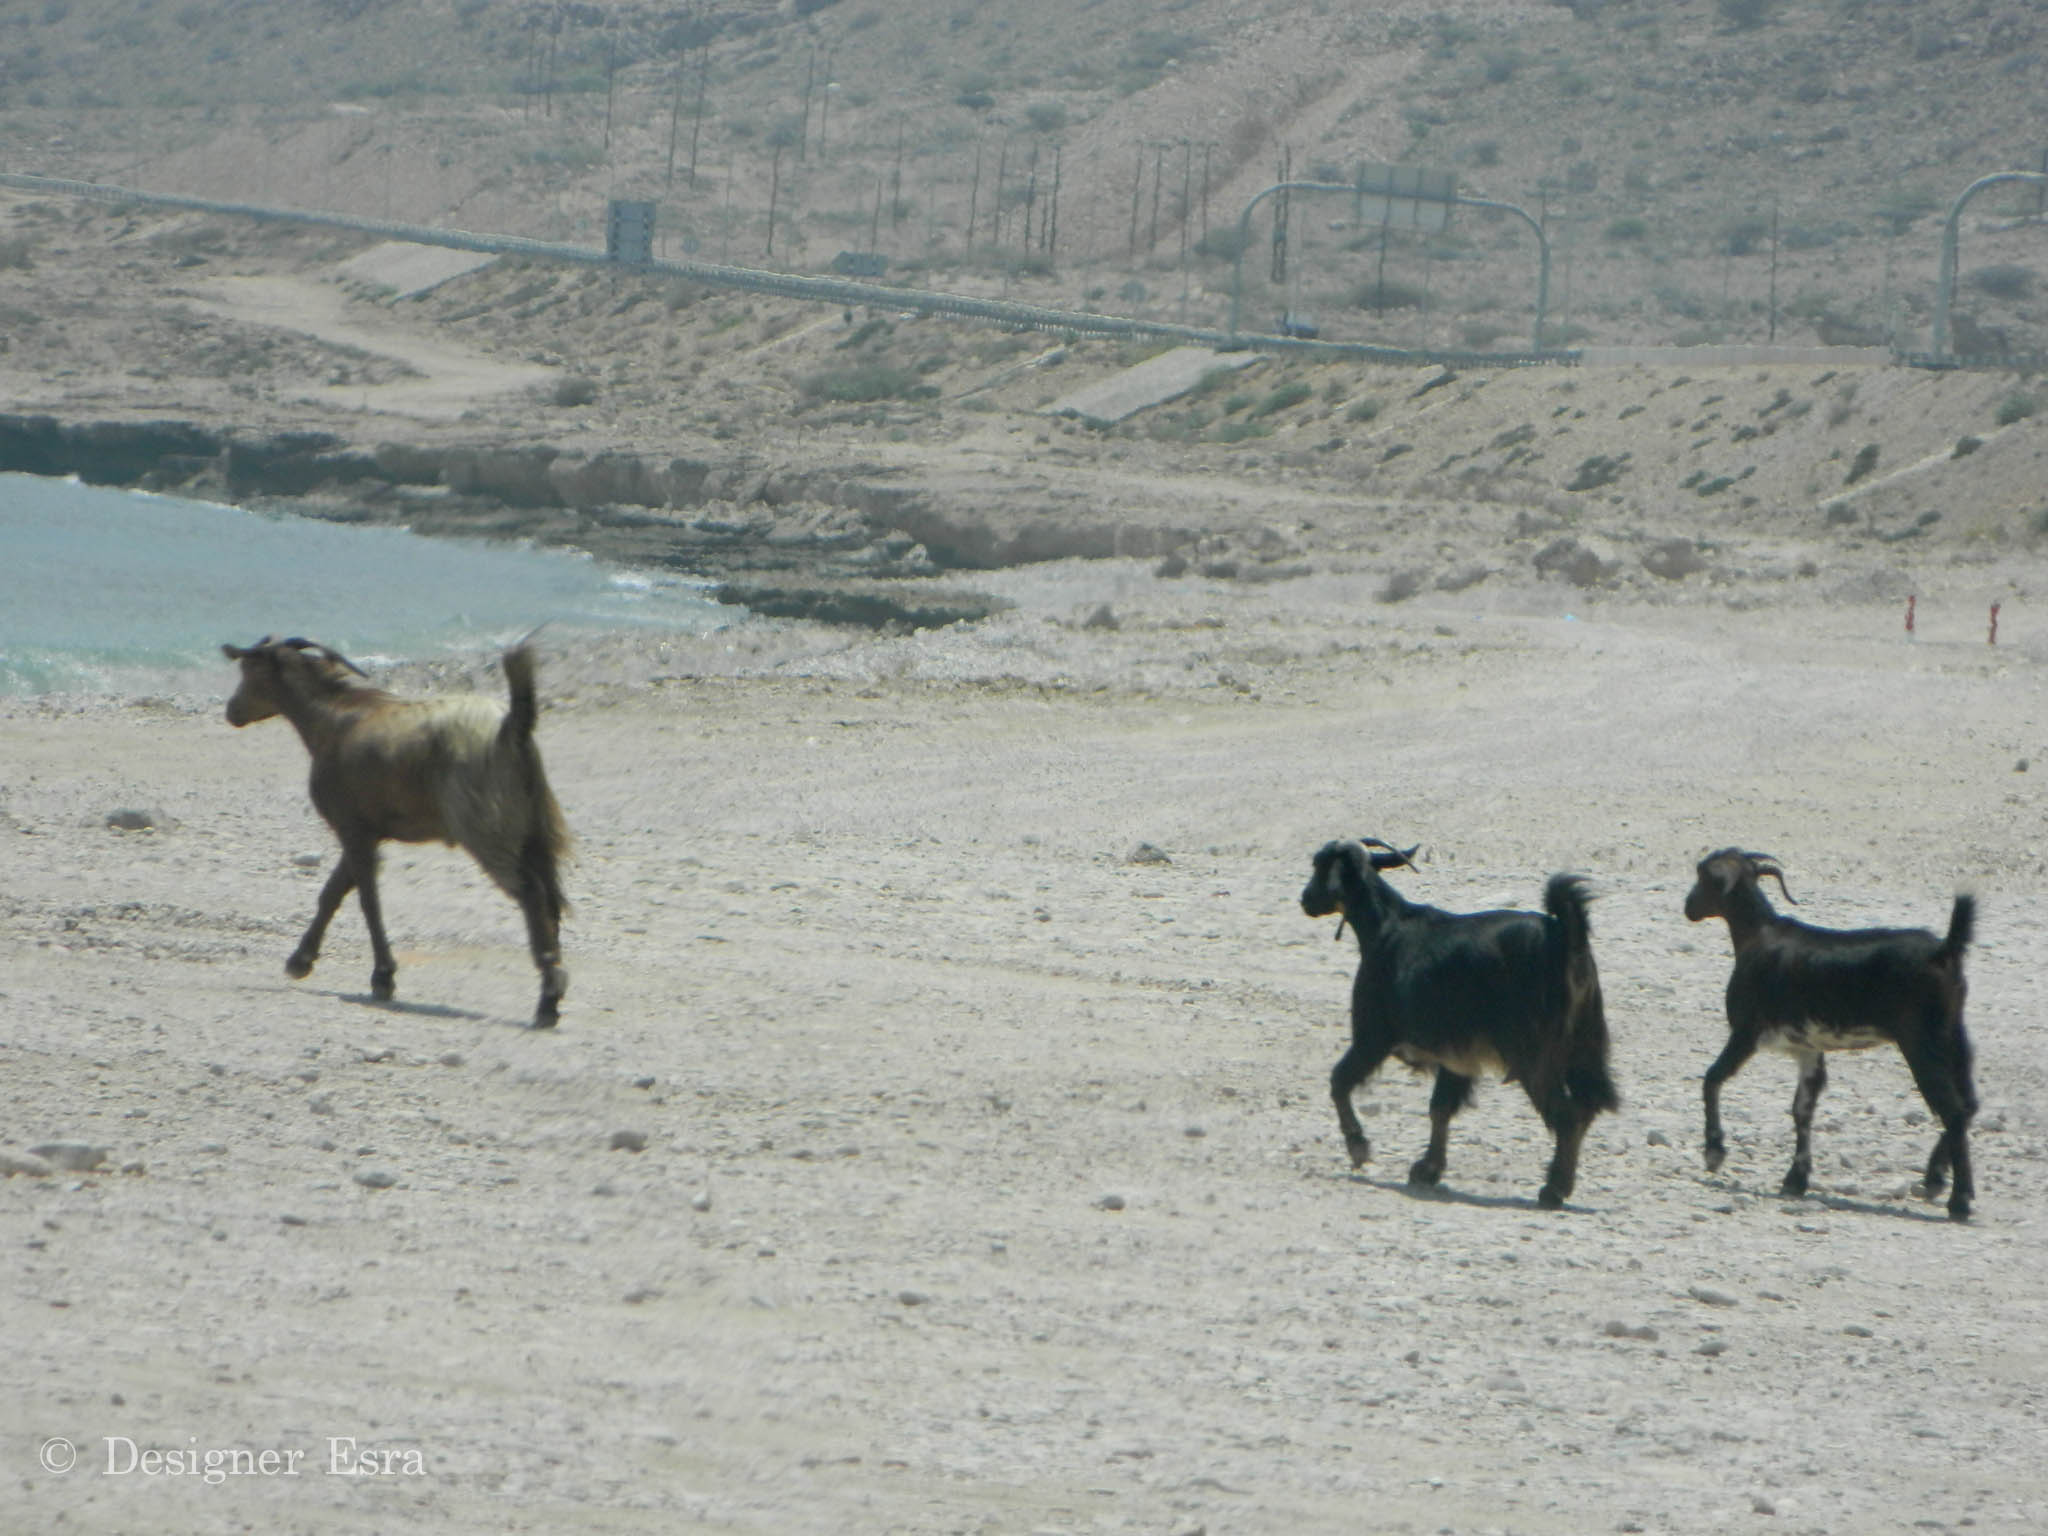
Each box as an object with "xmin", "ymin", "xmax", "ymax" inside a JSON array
[{"xmin": 222, "ymin": 636, "xmax": 571, "ymax": 1027}]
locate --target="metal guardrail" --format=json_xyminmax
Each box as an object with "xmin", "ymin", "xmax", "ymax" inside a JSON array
[{"xmin": 0, "ymin": 171, "xmax": 1578, "ymax": 368}]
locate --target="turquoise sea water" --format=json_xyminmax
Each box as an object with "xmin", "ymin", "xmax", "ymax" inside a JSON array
[{"xmin": 0, "ymin": 473, "xmax": 726, "ymax": 695}]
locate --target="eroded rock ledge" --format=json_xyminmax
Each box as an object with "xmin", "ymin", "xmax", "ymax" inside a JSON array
[{"xmin": 0, "ymin": 414, "xmax": 1195, "ymax": 582}]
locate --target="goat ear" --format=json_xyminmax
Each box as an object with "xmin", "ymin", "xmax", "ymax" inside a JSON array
[{"xmin": 221, "ymin": 643, "xmax": 246, "ymax": 660}]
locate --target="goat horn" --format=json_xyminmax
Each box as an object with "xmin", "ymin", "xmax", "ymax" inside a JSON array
[
  {"xmin": 1748, "ymin": 853, "xmax": 1797, "ymax": 905},
  {"xmin": 1360, "ymin": 837, "xmax": 1420, "ymax": 870}
]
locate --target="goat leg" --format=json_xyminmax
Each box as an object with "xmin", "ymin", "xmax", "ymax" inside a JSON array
[
  {"xmin": 1781, "ymin": 1051, "xmax": 1826, "ymax": 1198},
  {"xmin": 518, "ymin": 878, "xmax": 568, "ymax": 1029},
  {"xmin": 346, "ymin": 841, "xmax": 399, "ymax": 1002},
  {"xmin": 1901, "ymin": 1038, "xmax": 1977, "ymax": 1219},
  {"xmin": 1701, "ymin": 1032, "xmax": 1758, "ymax": 1173},
  {"xmin": 288, "ymin": 862, "xmax": 358, "ymax": 980},
  {"xmin": 1329, "ymin": 1043, "xmax": 1387, "ymax": 1168},
  {"xmin": 1409, "ymin": 1069, "xmax": 1474, "ymax": 1187}
]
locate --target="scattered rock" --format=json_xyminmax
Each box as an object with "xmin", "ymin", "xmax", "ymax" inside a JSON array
[
  {"xmin": 1534, "ymin": 536, "xmax": 1619, "ymax": 588},
  {"xmin": 353, "ymin": 1168, "xmax": 399, "ymax": 1190},
  {"xmin": 1125, "ymin": 843, "xmax": 1171, "ymax": 866},
  {"xmin": 690, "ymin": 1187, "xmax": 713, "ymax": 1212},
  {"xmin": 1081, "ymin": 602, "xmax": 1120, "ymax": 630},
  {"xmin": 438, "ymin": 1052, "xmax": 465, "ymax": 1068},
  {"xmin": 1750, "ymin": 1493, "xmax": 1775, "ymax": 1515},
  {"xmin": 1096, "ymin": 1193, "xmax": 1127, "ymax": 1211},
  {"xmin": 897, "ymin": 1289, "xmax": 930, "ymax": 1306},
  {"xmin": 29, "ymin": 1142, "xmax": 107, "ymax": 1172},
  {"xmin": 1843, "ymin": 1324, "xmax": 1874, "ymax": 1338},
  {"xmin": 1603, "ymin": 1320, "xmax": 1659, "ymax": 1341},
  {"xmin": 623, "ymin": 1286, "xmax": 663, "ymax": 1305},
  {"xmin": 609, "ymin": 1129, "xmax": 649, "ymax": 1152},
  {"xmin": 1696, "ymin": 1337, "xmax": 1729, "ymax": 1357},
  {"xmin": 104, "ymin": 808, "xmax": 156, "ymax": 832},
  {"xmin": 1688, "ymin": 1285, "xmax": 1739, "ymax": 1308},
  {"xmin": 0, "ymin": 1148, "xmax": 54, "ymax": 1177},
  {"xmin": 292, "ymin": 851, "xmax": 324, "ymax": 868},
  {"xmin": 1646, "ymin": 1128, "xmax": 1671, "ymax": 1147}
]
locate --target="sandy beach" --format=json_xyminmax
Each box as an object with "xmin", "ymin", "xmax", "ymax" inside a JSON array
[{"xmin": 6, "ymin": 551, "xmax": 2048, "ymax": 1535}]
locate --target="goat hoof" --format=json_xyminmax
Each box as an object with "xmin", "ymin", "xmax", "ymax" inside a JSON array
[
  {"xmin": 1537, "ymin": 1185, "xmax": 1566, "ymax": 1210},
  {"xmin": 1343, "ymin": 1138, "xmax": 1371, "ymax": 1169},
  {"xmin": 1947, "ymin": 1200, "xmax": 1972, "ymax": 1221},
  {"xmin": 1407, "ymin": 1159, "xmax": 1444, "ymax": 1188},
  {"xmin": 1702, "ymin": 1143, "xmax": 1726, "ymax": 1173},
  {"xmin": 285, "ymin": 952, "xmax": 315, "ymax": 980},
  {"xmin": 370, "ymin": 971, "xmax": 396, "ymax": 1002},
  {"xmin": 532, "ymin": 1000, "xmax": 560, "ymax": 1029},
  {"xmin": 1779, "ymin": 1173, "xmax": 1809, "ymax": 1198}
]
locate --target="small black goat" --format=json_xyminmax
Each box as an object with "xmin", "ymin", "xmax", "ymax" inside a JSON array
[
  {"xmin": 1684, "ymin": 848, "xmax": 1977, "ymax": 1218},
  {"xmin": 223, "ymin": 636, "xmax": 571, "ymax": 1027},
  {"xmin": 1300, "ymin": 839, "xmax": 1617, "ymax": 1209}
]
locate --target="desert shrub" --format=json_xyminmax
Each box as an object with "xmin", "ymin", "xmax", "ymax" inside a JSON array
[
  {"xmin": 1875, "ymin": 185, "xmax": 1938, "ymax": 235},
  {"xmin": 1345, "ymin": 397, "xmax": 1383, "ymax": 423},
  {"xmin": 1715, "ymin": 0, "xmax": 1774, "ymax": 28},
  {"xmin": 1968, "ymin": 264, "xmax": 2036, "ymax": 301},
  {"xmin": 1351, "ymin": 278, "xmax": 1425, "ymax": 311},
  {"xmin": 1605, "ymin": 216, "xmax": 1649, "ymax": 242},
  {"xmin": 1251, "ymin": 380, "xmax": 1313, "ymax": 417},
  {"xmin": 1192, "ymin": 225, "xmax": 1248, "ymax": 262},
  {"xmin": 801, "ymin": 365, "xmax": 926, "ymax": 403},
  {"xmin": 1482, "ymin": 49, "xmax": 1521, "ymax": 84},
  {"xmin": 1996, "ymin": 392, "xmax": 2039, "ymax": 426},
  {"xmin": 1953, "ymin": 435, "xmax": 1983, "ymax": 459},
  {"xmin": 1722, "ymin": 215, "xmax": 1772, "ymax": 256},
  {"xmin": 1844, "ymin": 443, "xmax": 1880, "ymax": 484},
  {"xmin": 0, "ymin": 237, "xmax": 33, "ymax": 271},
  {"xmin": 1024, "ymin": 102, "xmax": 1067, "ymax": 134},
  {"xmin": 1469, "ymin": 139, "xmax": 1501, "ymax": 167},
  {"xmin": 1212, "ymin": 419, "xmax": 1272, "ymax": 444},
  {"xmin": 550, "ymin": 375, "xmax": 599, "ymax": 408}
]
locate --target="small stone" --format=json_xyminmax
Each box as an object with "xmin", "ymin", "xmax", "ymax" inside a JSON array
[
  {"xmin": 1602, "ymin": 1320, "xmax": 1657, "ymax": 1341},
  {"xmin": 609, "ymin": 1129, "xmax": 649, "ymax": 1153},
  {"xmin": 0, "ymin": 1148, "xmax": 54, "ymax": 1177},
  {"xmin": 29, "ymin": 1142, "xmax": 107, "ymax": 1172},
  {"xmin": 105, "ymin": 808, "xmax": 155, "ymax": 831},
  {"xmin": 1843, "ymin": 1324, "xmax": 1874, "ymax": 1338},
  {"xmin": 623, "ymin": 1286, "xmax": 662, "ymax": 1304},
  {"xmin": 292, "ymin": 851, "xmax": 325, "ymax": 868},
  {"xmin": 1081, "ymin": 602, "xmax": 1120, "ymax": 630},
  {"xmin": 1125, "ymin": 842, "xmax": 1171, "ymax": 866},
  {"xmin": 280, "ymin": 1214, "xmax": 307, "ymax": 1226},
  {"xmin": 119, "ymin": 1160, "xmax": 146, "ymax": 1176},
  {"xmin": 632, "ymin": 1075, "xmax": 657, "ymax": 1089},
  {"xmin": 1696, "ymin": 1338, "xmax": 1728, "ymax": 1357},
  {"xmin": 308, "ymin": 1094, "xmax": 336, "ymax": 1116},
  {"xmin": 198, "ymin": 1142, "xmax": 227, "ymax": 1156},
  {"xmin": 1096, "ymin": 1193, "xmax": 1127, "ymax": 1211},
  {"xmin": 1483, "ymin": 1372, "xmax": 1523, "ymax": 1392},
  {"xmin": 897, "ymin": 1289, "xmax": 930, "ymax": 1306},
  {"xmin": 1183, "ymin": 1125, "xmax": 1207, "ymax": 1139},
  {"xmin": 689, "ymin": 1187, "xmax": 712, "ymax": 1212},
  {"xmin": 353, "ymin": 1168, "xmax": 398, "ymax": 1190},
  {"xmin": 1750, "ymin": 1494, "xmax": 1776, "ymax": 1515},
  {"xmin": 1646, "ymin": 1129, "xmax": 1671, "ymax": 1147},
  {"xmin": 438, "ymin": 1053, "xmax": 464, "ymax": 1068},
  {"xmin": 1688, "ymin": 1285, "xmax": 1739, "ymax": 1308},
  {"xmin": 2016, "ymin": 759, "xmax": 2029, "ymax": 773}
]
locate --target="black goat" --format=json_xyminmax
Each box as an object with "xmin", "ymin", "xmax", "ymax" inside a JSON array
[
  {"xmin": 1683, "ymin": 848, "xmax": 1978, "ymax": 1218},
  {"xmin": 1300, "ymin": 839, "xmax": 1617, "ymax": 1209}
]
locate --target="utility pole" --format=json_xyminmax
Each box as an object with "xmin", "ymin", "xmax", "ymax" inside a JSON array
[
  {"xmin": 1768, "ymin": 193, "xmax": 1780, "ymax": 341},
  {"xmin": 665, "ymin": 53, "xmax": 685, "ymax": 185},
  {"xmin": 991, "ymin": 136, "xmax": 1008, "ymax": 247},
  {"xmin": 688, "ymin": 47, "xmax": 709, "ymax": 189},
  {"xmin": 967, "ymin": 135, "xmax": 983, "ymax": 253},
  {"xmin": 890, "ymin": 119, "xmax": 905, "ymax": 226},
  {"xmin": 1044, "ymin": 144, "xmax": 1061, "ymax": 256},
  {"xmin": 799, "ymin": 47, "xmax": 815, "ymax": 162},
  {"xmin": 1128, "ymin": 142, "xmax": 1143, "ymax": 262},
  {"xmin": 767, "ymin": 143, "xmax": 782, "ymax": 257}
]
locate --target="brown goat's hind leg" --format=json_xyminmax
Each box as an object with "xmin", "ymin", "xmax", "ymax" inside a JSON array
[
  {"xmin": 1409, "ymin": 1069, "xmax": 1474, "ymax": 1188},
  {"xmin": 289, "ymin": 862, "xmax": 357, "ymax": 980},
  {"xmin": 518, "ymin": 881, "xmax": 567, "ymax": 1028},
  {"xmin": 1901, "ymin": 1039, "xmax": 1977, "ymax": 1219},
  {"xmin": 347, "ymin": 842, "xmax": 398, "ymax": 1001}
]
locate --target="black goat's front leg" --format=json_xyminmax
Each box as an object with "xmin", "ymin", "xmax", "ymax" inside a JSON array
[
  {"xmin": 1702, "ymin": 1031, "xmax": 1758, "ymax": 1173},
  {"xmin": 1781, "ymin": 1051, "xmax": 1826, "ymax": 1198},
  {"xmin": 288, "ymin": 860, "xmax": 356, "ymax": 980},
  {"xmin": 1331, "ymin": 1039, "xmax": 1392, "ymax": 1169},
  {"xmin": 1409, "ymin": 1069, "xmax": 1475, "ymax": 1187}
]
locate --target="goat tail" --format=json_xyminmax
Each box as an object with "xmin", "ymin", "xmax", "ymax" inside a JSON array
[
  {"xmin": 502, "ymin": 643, "xmax": 542, "ymax": 741},
  {"xmin": 1545, "ymin": 873, "xmax": 1617, "ymax": 1110},
  {"xmin": 1943, "ymin": 893, "xmax": 1976, "ymax": 959}
]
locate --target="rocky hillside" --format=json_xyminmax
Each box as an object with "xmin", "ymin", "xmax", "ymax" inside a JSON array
[{"xmin": 3, "ymin": 0, "xmax": 2044, "ymax": 354}]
